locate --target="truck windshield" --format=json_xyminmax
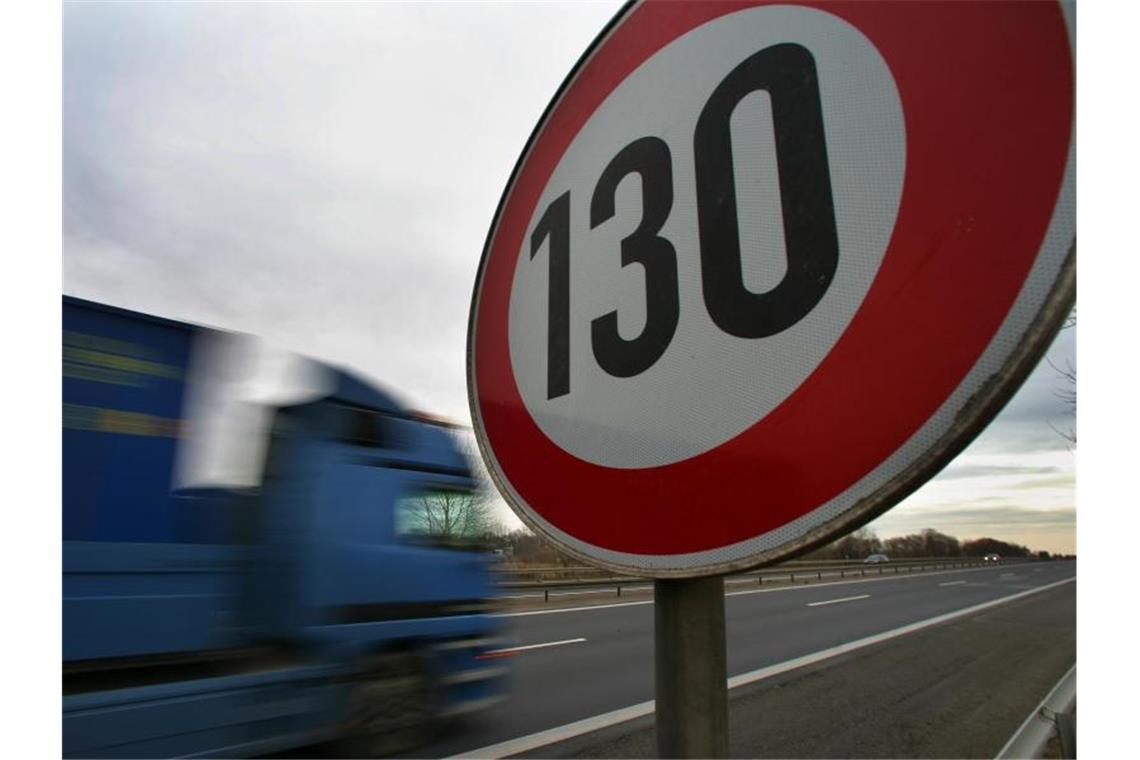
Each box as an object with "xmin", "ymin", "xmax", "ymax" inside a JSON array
[{"xmin": 395, "ymin": 487, "xmax": 493, "ymax": 551}]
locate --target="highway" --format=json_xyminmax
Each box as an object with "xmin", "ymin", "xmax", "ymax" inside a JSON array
[{"xmin": 417, "ymin": 561, "xmax": 1076, "ymax": 758}]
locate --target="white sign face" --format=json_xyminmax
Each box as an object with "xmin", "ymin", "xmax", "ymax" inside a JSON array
[{"xmin": 508, "ymin": 7, "xmax": 904, "ymax": 468}]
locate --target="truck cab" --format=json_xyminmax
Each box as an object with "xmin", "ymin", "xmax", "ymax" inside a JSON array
[{"xmin": 62, "ymin": 297, "xmax": 507, "ymax": 757}]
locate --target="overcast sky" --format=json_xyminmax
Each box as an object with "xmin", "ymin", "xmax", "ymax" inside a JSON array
[{"xmin": 62, "ymin": 1, "xmax": 1076, "ymax": 555}]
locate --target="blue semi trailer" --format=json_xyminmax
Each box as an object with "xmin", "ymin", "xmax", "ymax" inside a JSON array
[{"xmin": 62, "ymin": 296, "xmax": 508, "ymax": 757}]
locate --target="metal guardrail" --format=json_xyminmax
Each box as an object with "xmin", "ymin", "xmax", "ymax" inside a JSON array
[
  {"xmin": 996, "ymin": 663, "xmax": 1076, "ymax": 759},
  {"xmin": 493, "ymin": 557, "xmax": 1022, "ymax": 602}
]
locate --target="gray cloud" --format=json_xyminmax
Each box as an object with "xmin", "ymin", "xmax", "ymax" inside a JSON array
[
  {"xmin": 1005, "ymin": 475, "xmax": 1077, "ymax": 491},
  {"xmin": 871, "ymin": 505, "xmax": 1076, "ymax": 550},
  {"xmin": 936, "ymin": 463, "xmax": 1061, "ymax": 481},
  {"xmin": 63, "ymin": 1, "xmax": 624, "ymax": 421}
]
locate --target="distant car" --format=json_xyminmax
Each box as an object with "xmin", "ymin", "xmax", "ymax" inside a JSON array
[
  {"xmin": 983, "ymin": 553, "xmax": 1002, "ymax": 563},
  {"xmin": 864, "ymin": 554, "xmax": 890, "ymax": 564}
]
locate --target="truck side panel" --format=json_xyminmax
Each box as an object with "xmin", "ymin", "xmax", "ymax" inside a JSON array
[
  {"xmin": 63, "ymin": 665, "xmax": 344, "ymax": 759},
  {"xmin": 63, "ymin": 297, "xmax": 196, "ymax": 543},
  {"xmin": 63, "ymin": 542, "xmax": 244, "ymax": 662}
]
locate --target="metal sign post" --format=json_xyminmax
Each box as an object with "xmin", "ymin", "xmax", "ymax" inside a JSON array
[
  {"xmin": 468, "ymin": 2, "xmax": 1074, "ymax": 756},
  {"xmin": 655, "ymin": 576, "xmax": 729, "ymax": 758}
]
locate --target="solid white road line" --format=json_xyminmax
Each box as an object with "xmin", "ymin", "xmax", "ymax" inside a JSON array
[
  {"xmin": 806, "ymin": 594, "xmax": 870, "ymax": 607},
  {"xmin": 483, "ymin": 638, "xmax": 587, "ymax": 656},
  {"xmin": 497, "ymin": 598, "xmax": 655, "ymax": 618},
  {"xmin": 454, "ymin": 576, "xmax": 1075, "ymax": 759},
  {"xmin": 939, "ymin": 580, "xmax": 967, "ymax": 587}
]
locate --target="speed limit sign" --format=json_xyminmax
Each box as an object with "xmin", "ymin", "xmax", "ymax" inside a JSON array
[{"xmin": 468, "ymin": 0, "xmax": 1075, "ymax": 577}]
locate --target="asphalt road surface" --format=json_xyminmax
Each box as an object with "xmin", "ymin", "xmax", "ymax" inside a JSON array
[{"xmin": 417, "ymin": 561, "xmax": 1076, "ymax": 758}]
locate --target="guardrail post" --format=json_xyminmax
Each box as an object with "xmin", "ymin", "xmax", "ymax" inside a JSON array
[
  {"xmin": 818, "ymin": 571, "xmax": 822, "ymax": 581},
  {"xmin": 544, "ymin": 588, "xmax": 549, "ymax": 603},
  {"xmin": 617, "ymin": 584, "xmax": 622, "ymax": 597},
  {"xmin": 1056, "ymin": 711, "xmax": 1076, "ymax": 758}
]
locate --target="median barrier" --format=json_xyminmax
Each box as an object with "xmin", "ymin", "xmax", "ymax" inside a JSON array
[{"xmin": 493, "ymin": 557, "xmax": 1021, "ymax": 602}]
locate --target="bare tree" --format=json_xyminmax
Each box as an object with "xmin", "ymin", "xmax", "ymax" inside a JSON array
[
  {"xmin": 832, "ymin": 527, "xmax": 882, "ymax": 559},
  {"xmin": 1047, "ymin": 308, "xmax": 1076, "ymax": 446},
  {"xmin": 883, "ymin": 533, "xmax": 923, "ymax": 559},
  {"xmin": 921, "ymin": 528, "xmax": 961, "ymax": 558},
  {"xmin": 961, "ymin": 537, "xmax": 1030, "ymax": 558},
  {"xmin": 398, "ymin": 426, "xmax": 502, "ymax": 546},
  {"xmin": 403, "ymin": 487, "xmax": 497, "ymax": 541}
]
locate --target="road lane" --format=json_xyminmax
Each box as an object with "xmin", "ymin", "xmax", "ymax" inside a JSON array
[
  {"xmin": 416, "ymin": 561, "xmax": 1075, "ymax": 758},
  {"xmin": 523, "ymin": 580, "xmax": 1077, "ymax": 759}
]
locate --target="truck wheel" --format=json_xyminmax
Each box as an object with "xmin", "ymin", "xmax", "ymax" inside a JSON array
[{"xmin": 341, "ymin": 652, "xmax": 437, "ymax": 758}]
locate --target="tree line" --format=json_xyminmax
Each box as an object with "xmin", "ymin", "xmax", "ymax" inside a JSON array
[
  {"xmin": 477, "ymin": 524, "xmax": 1071, "ymax": 565},
  {"xmin": 801, "ymin": 526, "xmax": 1067, "ymax": 562}
]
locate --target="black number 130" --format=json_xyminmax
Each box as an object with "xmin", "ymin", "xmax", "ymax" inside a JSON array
[{"xmin": 529, "ymin": 43, "xmax": 839, "ymax": 400}]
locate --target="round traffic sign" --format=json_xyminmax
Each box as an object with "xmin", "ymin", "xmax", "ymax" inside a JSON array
[{"xmin": 468, "ymin": 0, "xmax": 1074, "ymax": 577}]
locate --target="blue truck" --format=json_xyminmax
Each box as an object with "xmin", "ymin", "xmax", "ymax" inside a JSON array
[{"xmin": 62, "ymin": 296, "xmax": 508, "ymax": 757}]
